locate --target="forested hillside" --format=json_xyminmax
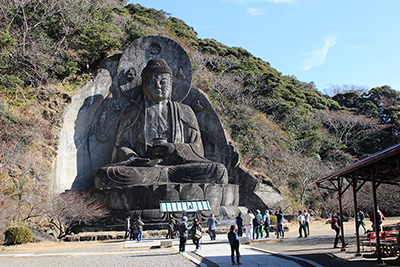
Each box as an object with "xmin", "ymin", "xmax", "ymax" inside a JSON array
[{"xmin": 1, "ymin": 0, "xmax": 400, "ymax": 237}]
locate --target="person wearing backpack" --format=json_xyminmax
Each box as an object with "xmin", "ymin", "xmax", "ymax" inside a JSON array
[
  {"xmin": 331, "ymin": 212, "xmax": 348, "ymax": 248},
  {"xmin": 356, "ymin": 208, "xmax": 367, "ymax": 234}
]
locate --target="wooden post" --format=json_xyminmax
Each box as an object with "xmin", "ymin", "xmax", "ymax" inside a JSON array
[
  {"xmin": 338, "ymin": 177, "xmax": 346, "ymax": 251},
  {"xmin": 352, "ymin": 176, "xmax": 361, "ymax": 256},
  {"xmin": 371, "ymin": 173, "xmax": 383, "ymax": 263}
]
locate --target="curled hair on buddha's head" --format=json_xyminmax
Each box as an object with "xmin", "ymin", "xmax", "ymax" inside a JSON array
[{"xmin": 141, "ymin": 58, "xmax": 172, "ymax": 77}]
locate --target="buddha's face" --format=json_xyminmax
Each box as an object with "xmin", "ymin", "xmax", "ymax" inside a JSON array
[{"xmin": 143, "ymin": 73, "xmax": 172, "ymax": 102}]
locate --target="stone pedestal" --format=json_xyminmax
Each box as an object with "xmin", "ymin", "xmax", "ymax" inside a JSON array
[{"xmin": 92, "ymin": 182, "xmax": 239, "ymax": 220}]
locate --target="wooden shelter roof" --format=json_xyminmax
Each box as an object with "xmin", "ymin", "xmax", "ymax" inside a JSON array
[{"xmin": 316, "ymin": 143, "xmax": 400, "ymax": 190}]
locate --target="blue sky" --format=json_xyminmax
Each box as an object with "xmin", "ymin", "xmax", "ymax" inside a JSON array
[{"xmin": 129, "ymin": 0, "xmax": 400, "ymax": 95}]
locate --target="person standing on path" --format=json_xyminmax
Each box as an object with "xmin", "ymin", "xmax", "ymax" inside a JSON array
[
  {"xmin": 207, "ymin": 214, "xmax": 220, "ymax": 240},
  {"xmin": 191, "ymin": 218, "xmax": 202, "ymax": 252},
  {"xmin": 253, "ymin": 210, "xmax": 262, "ymax": 240},
  {"xmin": 135, "ymin": 216, "xmax": 145, "ymax": 243},
  {"xmin": 236, "ymin": 212, "xmax": 243, "ymax": 237},
  {"xmin": 304, "ymin": 209, "xmax": 311, "ymax": 236},
  {"xmin": 298, "ymin": 210, "xmax": 308, "ymax": 238},
  {"xmin": 258, "ymin": 210, "xmax": 264, "ymax": 238},
  {"xmin": 263, "ymin": 210, "xmax": 270, "ymax": 238},
  {"xmin": 177, "ymin": 216, "xmax": 191, "ymax": 253},
  {"xmin": 166, "ymin": 218, "xmax": 176, "ymax": 239},
  {"xmin": 275, "ymin": 209, "xmax": 284, "ymax": 238},
  {"xmin": 228, "ymin": 225, "xmax": 241, "ymax": 265},
  {"xmin": 243, "ymin": 210, "xmax": 255, "ymax": 239},
  {"xmin": 130, "ymin": 220, "xmax": 137, "ymax": 240},
  {"xmin": 332, "ymin": 212, "xmax": 347, "ymax": 248},
  {"xmin": 356, "ymin": 208, "xmax": 367, "ymax": 234},
  {"xmin": 125, "ymin": 216, "xmax": 131, "ymax": 240}
]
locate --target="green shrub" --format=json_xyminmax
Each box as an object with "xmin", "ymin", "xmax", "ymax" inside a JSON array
[
  {"xmin": 4, "ymin": 226, "xmax": 33, "ymax": 245},
  {"xmin": 270, "ymin": 215, "xmax": 277, "ymax": 225}
]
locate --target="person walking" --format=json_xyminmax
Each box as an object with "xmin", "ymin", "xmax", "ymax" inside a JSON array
[
  {"xmin": 332, "ymin": 212, "xmax": 347, "ymax": 248},
  {"xmin": 236, "ymin": 212, "xmax": 243, "ymax": 237},
  {"xmin": 356, "ymin": 208, "xmax": 367, "ymax": 234},
  {"xmin": 243, "ymin": 210, "xmax": 254, "ymax": 239},
  {"xmin": 298, "ymin": 210, "xmax": 308, "ymax": 238},
  {"xmin": 191, "ymin": 218, "xmax": 202, "ymax": 252},
  {"xmin": 177, "ymin": 216, "xmax": 191, "ymax": 253},
  {"xmin": 369, "ymin": 207, "xmax": 386, "ymax": 232},
  {"xmin": 207, "ymin": 214, "xmax": 220, "ymax": 240},
  {"xmin": 304, "ymin": 209, "xmax": 311, "ymax": 236},
  {"xmin": 263, "ymin": 210, "xmax": 270, "ymax": 238},
  {"xmin": 228, "ymin": 225, "xmax": 241, "ymax": 265},
  {"xmin": 135, "ymin": 216, "xmax": 144, "ymax": 243},
  {"xmin": 166, "ymin": 218, "xmax": 176, "ymax": 239},
  {"xmin": 124, "ymin": 216, "xmax": 131, "ymax": 240},
  {"xmin": 253, "ymin": 210, "xmax": 261, "ymax": 240},
  {"xmin": 275, "ymin": 209, "xmax": 284, "ymax": 238}
]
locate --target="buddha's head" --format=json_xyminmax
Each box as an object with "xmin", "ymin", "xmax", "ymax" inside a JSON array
[{"xmin": 141, "ymin": 58, "xmax": 173, "ymax": 102}]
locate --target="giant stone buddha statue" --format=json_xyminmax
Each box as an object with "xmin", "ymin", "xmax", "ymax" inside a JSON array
[{"xmin": 95, "ymin": 58, "xmax": 228, "ymax": 187}]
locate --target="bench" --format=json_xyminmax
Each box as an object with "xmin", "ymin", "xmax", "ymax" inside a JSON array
[
  {"xmin": 361, "ymin": 231, "xmax": 399, "ymax": 254},
  {"xmin": 361, "ymin": 231, "xmax": 399, "ymax": 252}
]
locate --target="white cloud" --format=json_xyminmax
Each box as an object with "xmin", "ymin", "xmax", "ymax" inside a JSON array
[
  {"xmin": 247, "ymin": 7, "xmax": 265, "ymax": 15},
  {"xmin": 301, "ymin": 35, "xmax": 339, "ymax": 71}
]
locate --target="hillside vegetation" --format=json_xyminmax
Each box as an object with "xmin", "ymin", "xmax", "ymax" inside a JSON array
[{"xmin": 1, "ymin": 1, "xmax": 400, "ymax": 237}]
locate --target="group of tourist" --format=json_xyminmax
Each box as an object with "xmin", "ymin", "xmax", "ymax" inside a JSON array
[
  {"xmin": 126, "ymin": 206, "xmax": 388, "ymax": 257},
  {"xmin": 235, "ymin": 209, "xmax": 294, "ymax": 240},
  {"xmin": 124, "ymin": 216, "xmax": 144, "ymax": 243}
]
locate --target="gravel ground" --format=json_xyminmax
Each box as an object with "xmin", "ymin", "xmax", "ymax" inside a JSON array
[
  {"xmin": 0, "ymin": 240, "xmax": 200, "ymax": 267},
  {"xmin": 0, "ymin": 247, "xmax": 198, "ymax": 267}
]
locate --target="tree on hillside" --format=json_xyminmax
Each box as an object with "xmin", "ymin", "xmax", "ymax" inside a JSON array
[
  {"xmin": 0, "ymin": 0, "xmax": 124, "ymax": 89},
  {"xmin": 321, "ymin": 110, "xmax": 382, "ymax": 151},
  {"xmin": 30, "ymin": 190, "xmax": 108, "ymax": 239}
]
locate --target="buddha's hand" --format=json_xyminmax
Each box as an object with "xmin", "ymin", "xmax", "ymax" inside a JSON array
[
  {"xmin": 125, "ymin": 157, "xmax": 162, "ymax": 167},
  {"xmin": 149, "ymin": 143, "xmax": 175, "ymax": 157}
]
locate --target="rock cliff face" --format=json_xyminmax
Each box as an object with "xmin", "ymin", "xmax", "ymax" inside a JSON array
[{"xmin": 52, "ymin": 36, "xmax": 283, "ymax": 219}]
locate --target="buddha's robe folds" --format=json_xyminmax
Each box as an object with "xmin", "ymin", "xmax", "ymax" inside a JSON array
[{"xmin": 95, "ymin": 100, "xmax": 228, "ymax": 188}]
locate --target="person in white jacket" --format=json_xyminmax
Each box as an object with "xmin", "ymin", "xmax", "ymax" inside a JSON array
[{"xmin": 243, "ymin": 210, "xmax": 255, "ymax": 239}]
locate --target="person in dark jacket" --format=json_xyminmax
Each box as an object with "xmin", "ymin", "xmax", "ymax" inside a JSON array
[
  {"xmin": 177, "ymin": 216, "xmax": 191, "ymax": 253},
  {"xmin": 275, "ymin": 209, "xmax": 284, "ymax": 238},
  {"xmin": 263, "ymin": 210, "xmax": 270, "ymax": 238},
  {"xmin": 253, "ymin": 210, "xmax": 262, "ymax": 239},
  {"xmin": 191, "ymin": 218, "xmax": 202, "ymax": 252},
  {"xmin": 166, "ymin": 218, "xmax": 176, "ymax": 239},
  {"xmin": 207, "ymin": 214, "xmax": 220, "ymax": 240},
  {"xmin": 228, "ymin": 225, "xmax": 241, "ymax": 265},
  {"xmin": 236, "ymin": 213, "xmax": 243, "ymax": 237}
]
